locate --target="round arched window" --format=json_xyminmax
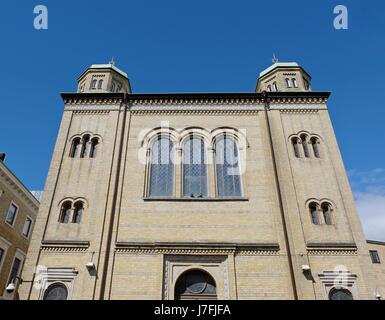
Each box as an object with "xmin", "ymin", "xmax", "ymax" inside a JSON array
[
  {"xmin": 329, "ymin": 288, "xmax": 353, "ymax": 300},
  {"xmin": 175, "ymin": 269, "xmax": 216, "ymax": 300},
  {"xmin": 43, "ymin": 283, "xmax": 68, "ymax": 300}
]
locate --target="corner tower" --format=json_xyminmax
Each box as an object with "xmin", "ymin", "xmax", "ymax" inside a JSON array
[
  {"xmin": 77, "ymin": 62, "xmax": 131, "ymax": 93},
  {"xmin": 256, "ymin": 60, "xmax": 312, "ymax": 93}
]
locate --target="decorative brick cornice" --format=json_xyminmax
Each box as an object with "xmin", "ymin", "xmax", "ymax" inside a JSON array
[
  {"xmin": 115, "ymin": 242, "xmax": 280, "ymax": 256},
  {"xmin": 306, "ymin": 242, "xmax": 358, "ymax": 255},
  {"xmin": 41, "ymin": 240, "xmax": 90, "ymax": 252}
]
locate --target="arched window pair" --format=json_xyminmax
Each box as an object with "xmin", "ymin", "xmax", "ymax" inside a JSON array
[
  {"xmin": 70, "ymin": 135, "xmax": 99, "ymax": 158},
  {"xmin": 91, "ymin": 79, "xmax": 103, "ymax": 90},
  {"xmin": 285, "ymin": 78, "xmax": 298, "ymax": 88},
  {"xmin": 309, "ymin": 201, "xmax": 333, "ymax": 225},
  {"xmin": 147, "ymin": 135, "xmax": 242, "ymax": 198},
  {"xmin": 59, "ymin": 201, "xmax": 84, "ymax": 224},
  {"xmin": 291, "ymin": 134, "xmax": 320, "ymax": 158}
]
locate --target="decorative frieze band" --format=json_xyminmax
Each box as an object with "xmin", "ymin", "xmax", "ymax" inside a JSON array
[
  {"xmin": 41, "ymin": 240, "xmax": 90, "ymax": 253},
  {"xmin": 115, "ymin": 242, "xmax": 280, "ymax": 256}
]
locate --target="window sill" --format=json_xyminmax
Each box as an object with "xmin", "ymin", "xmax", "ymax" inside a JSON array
[{"xmin": 143, "ymin": 197, "xmax": 249, "ymax": 202}]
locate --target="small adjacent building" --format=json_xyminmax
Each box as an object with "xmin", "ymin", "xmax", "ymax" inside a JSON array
[{"xmin": 0, "ymin": 154, "xmax": 39, "ymax": 299}]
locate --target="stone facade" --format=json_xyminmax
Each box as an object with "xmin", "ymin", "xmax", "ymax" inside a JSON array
[
  {"xmin": 19, "ymin": 62, "xmax": 384, "ymax": 300},
  {"xmin": 0, "ymin": 155, "xmax": 39, "ymax": 299}
]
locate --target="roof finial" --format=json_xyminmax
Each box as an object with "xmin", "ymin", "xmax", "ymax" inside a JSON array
[
  {"xmin": 272, "ymin": 53, "xmax": 278, "ymax": 64},
  {"xmin": 109, "ymin": 57, "xmax": 115, "ymax": 66}
]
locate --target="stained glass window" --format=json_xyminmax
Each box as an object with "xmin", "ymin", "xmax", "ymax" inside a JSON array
[
  {"xmin": 149, "ymin": 137, "xmax": 174, "ymax": 197},
  {"xmin": 215, "ymin": 136, "xmax": 242, "ymax": 197},
  {"xmin": 183, "ymin": 137, "xmax": 207, "ymax": 198}
]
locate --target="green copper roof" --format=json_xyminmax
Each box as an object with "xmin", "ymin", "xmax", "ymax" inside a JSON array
[{"xmin": 259, "ymin": 62, "xmax": 300, "ymax": 78}]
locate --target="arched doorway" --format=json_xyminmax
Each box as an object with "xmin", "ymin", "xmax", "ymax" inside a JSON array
[
  {"xmin": 329, "ymin": 288, "xmax": 353, "ymax": 300},
  {"xmin": 174, "ymin": 269, "xmax": 217, "ymax": 300}
]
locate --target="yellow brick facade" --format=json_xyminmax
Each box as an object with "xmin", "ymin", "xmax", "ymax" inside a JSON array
[{"xmin": 18, "ymin": 62, "xmax": 384, "ymax": 300}]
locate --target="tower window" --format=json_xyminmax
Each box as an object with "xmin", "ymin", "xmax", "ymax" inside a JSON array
[
  {"xmin": 97, "ymin": 79, "xmax": 103, "ymax": 89},
  {"xmin": 59, "ymin": 201, "xmax": 72, "ymax": 223},
  {"xmin": 311, "ymin": 137, "xmax": 320, "ymax": 158},
  {"xmin": 267, "ymin": 85, "xmax": 272, "ymax": 92},
  {"xmin": 272, "ymin": 82, "xmax": 278, "ymax": 92},
  {"xmin": 321, "ymin": 203, "xmax": 332, "ymax": 225},
  {"xmin": 309, "ymin": 202, "xmax": 319, "ymax": 225},
  {"xmin": 111, "ymin": 82, "xmax": 116, "ymax": 92},
  {"xmin": 89, "ymin": 138, "xmax": 99, "ymax": 158},
  {"xmin": 73, "ymin": 202, "xmax": 84, "ymax": 224},
  {"xmin": 292, "ymin": 137, "xmax": 300, "ymax": 158},
  {"xmin": 292, "ymin": 78, "xmax": 298, "ymax": 88},
  {"xmin": 301, "ymin": 134, "xmax": 309, "ymax": 158},
  {"xmin": 91, "ymin": 79, "xmax": 97, "ymax": 89},
  {"xmin": 80, "ymin": 135, "xmax": 90, "ymax": 158},
  {"xmin": 369, "ymin": 250, "xmax": 381, "ymax": 264},
  {"xmin": 304, "ymin": 78, "xmax": 310, "ymax": 90},
  {"xmin": 285, "ymin": 78, "xmax": 292, "ymax": 88},
  {"xmin": 70, "ymin": 138, "xmax": 81, "ymax": 158}
]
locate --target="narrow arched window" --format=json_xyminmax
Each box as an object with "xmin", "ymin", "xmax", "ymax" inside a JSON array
[
  {"xmin": 89, "ymin": 138, "xmax": 99, "ymax": 158},
  {"xmin": 311, "ymin": 137, "xmax": 320, "ymax": 158},
  {"xmin": 80, "ymin": 135, "xmax": 90, "ymax": 158},
  {"xmin": 309, "ymin": 202, "xmax": 319, "ymax": 225},
  {"xmin": 183, "ymin": 137, "xmax": 208, "ymax": 198},
  {"xmin": 70, "ymin": 138, "xmax": 81, "ymax": 158},
  {"xmin": 59, "ymin": 202, "xmax": 72, "ymax": 223},
  {"xmin": 292, "ymin": 78, "xmax": 298, "ymax": 88},
  {"xmin": 97, "ymin": 79, "xmax": 103, "ymax": 89},
  {"xmin": 215, "ymin": 136, "xmax": 242, "ymax": 197},
  {"xmin": 272, "ymin": 82, "xmax": 278, "ymax": 92},
  {"xmin": 73, "ymin": 201, "xmax": 84, "ymax": 223},
  {"xmin": 148, "ymin": 136, "xmax": 175, "ymax": 197},
  {"xmin": 267, "ymin": 85, "xmax": 272, "ymax": 92},
  {"xmin": 111, "ymin": 82, "xmax": 116, "ymax": 92},
  {"xmin": 286, "ymin": 78, "xmax": 292, "ymax": 88},
  {"xmin": 321, "ymin": 202, "xmax": 332, "ymax": 225},
  {"xmin": 292, "ymin": 137, "xmax": 300, "ymax": 158},
  {"xmin": 91, "ymin": 79, "xmax": 97, "ymax": 89},
  {"xmin": 301, "ymin": 134, "xmax": 309, "ymax": 158}
]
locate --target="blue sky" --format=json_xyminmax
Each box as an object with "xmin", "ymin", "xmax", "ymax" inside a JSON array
[{"xmin": 0, "ymin": 0, "xmax": 384, "ymax": 239}]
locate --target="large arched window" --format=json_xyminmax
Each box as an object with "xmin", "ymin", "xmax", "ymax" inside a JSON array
[
  {"xmin": 321, "ymin": 202, "xmax": 332, "ymax": 225},
  {"xmin": 292, "ymin": 137, "xmax": 300, "ymax": 158},
  {"xmin": 329, "ymin": 288, "xmax": 353, "ymax": 300},
  {"xmin": 309, "ymin": 202, "xmax": 319, "ymax": 225},
  {"xmin": 43, "ymin": 283, "xmax": 68, "ymax": 300},
  {"xmin": 89, "ymin": 138, "xmax": 99, "ymax": 158},
  {"xmin": 70, "ymin": 138, "xmax": 82, "ymax": 158},
  {"xmin": 80, "ymin": 135, "xmax": 90, "ymax": 158},
  {"xmin": 311, "ymin": 137, "xmax": 320, "ymax": 158},
  {"xmin": 301, "ymin": 134, "xmax": 310, "ymax": 158},
  {"xmin": 59, "ymin": 202, "xmax": 72, "ymax": 223},
  {"xmin": 182, "ymin": 137, "xmax": 208, "ymax": 198},
  {"xmin": 73, "ymin": 201, "xmax": 84, "ymax": 224},
  {"xmin": 174, "ymin": 270, "xmax": 217, "ymax": 300},
  {"xmin": 215, "ymin": 136, "xmax": 242, "ymax": 197},
  {"xmin": 148, "ymin": 136, "xmax": 175, "ymax": 197}
]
